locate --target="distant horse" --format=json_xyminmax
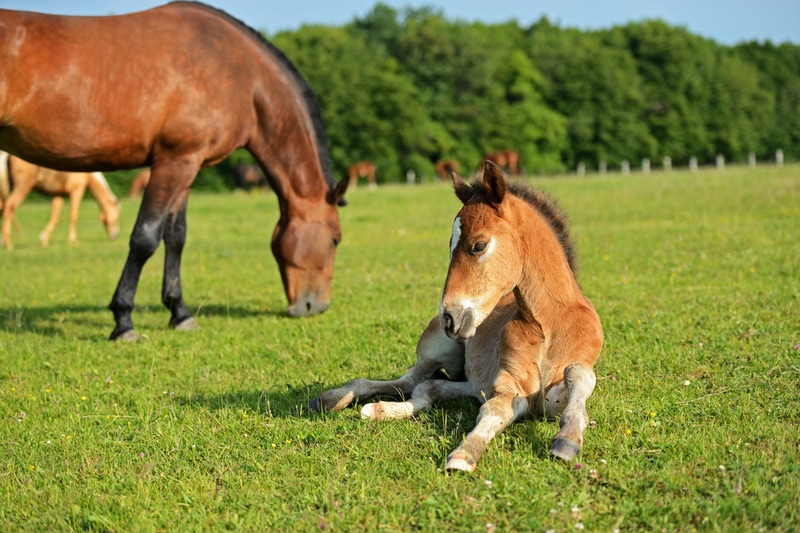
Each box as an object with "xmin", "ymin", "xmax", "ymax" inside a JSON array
[
  {"xmin": 348, "ymin": 161, "xmax": 377, "ymax": 190},
  {"xmin": 435, "ymin": 159, "xmax": 459, "ymax": 182},
  {"xmin": 483, "ymin": 150, "xmax": 520, "ymax": 176},
  {"xmin": 233, "ymin": 164, "xmax": 269, "ymax": 191},
  {"xmin": 0, "ymin": 3, "xmax": 348, "ymax": 340},
  {"xmin": 0, "ymin": 151, "xmax": 120, "ymax": 249},
  {"xmin": 312, "ymin": 161, "xmax": 603, "ymax": 471},
  {"xmin": 128, "ymin": 169, "xmax": 151, "ymax": 198}
]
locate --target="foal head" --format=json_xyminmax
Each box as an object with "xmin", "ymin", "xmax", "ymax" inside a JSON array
[{"xmin": 440, "ymin": 161, "xmax": 575, "ymax": 339}]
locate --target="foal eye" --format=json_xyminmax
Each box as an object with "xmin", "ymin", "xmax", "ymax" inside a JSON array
[
  {"xmin": 472, "ymin": 241, "xmax": 488, "ymax": 254},
  {"xmin": 332, "ymin": 237, "xmax": 341, "ymax": 247}
]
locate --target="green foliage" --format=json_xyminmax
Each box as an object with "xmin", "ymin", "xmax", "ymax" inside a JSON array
[{"xmin": 1, "ymin": 164, "xmax": 798, "ymax": 530}]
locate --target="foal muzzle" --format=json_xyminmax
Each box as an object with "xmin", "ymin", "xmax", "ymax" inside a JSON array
[{"xmin": 441, "ymin": 304, "xmax": 477, "ymax": 340}]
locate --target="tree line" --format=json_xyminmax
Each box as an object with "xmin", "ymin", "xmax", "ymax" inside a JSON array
[{"xmin": 118, "ymin": 3, "xmax": 800, "ymax": 190}]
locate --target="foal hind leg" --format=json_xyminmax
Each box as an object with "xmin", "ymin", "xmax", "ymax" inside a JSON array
[
  {"xmin": 310, "ymin": 317, "xmax": 465, "ymax": 412},
  {"xmin": 548, "ymin": 362, "xmax": 596, "ymax": 461},
  {"xmin": 361, "ymin": 379, "xmax": 474, "ymax": 420},
  {"xmin": 162, "ymin": 191, "xmax": 197, "ymax": 331}
]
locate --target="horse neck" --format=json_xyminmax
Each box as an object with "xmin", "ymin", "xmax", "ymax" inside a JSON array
[
  {"xmin": 86, "ymin": 173, "xmax": 119, "ymax": 212},
  {"xmin": 508, "ymin": 198, "xmax": 580, "ymax": 326}
]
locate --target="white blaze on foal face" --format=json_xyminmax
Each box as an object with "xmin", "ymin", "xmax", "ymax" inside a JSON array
[{"xmin": 450, "ymin": 216, "xmax": 462, "ymax": 259}]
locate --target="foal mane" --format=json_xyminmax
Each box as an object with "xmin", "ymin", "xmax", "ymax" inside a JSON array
[
  {"xmin": 169, "ymin": 2, "xmax": 336, "ymax": 193},
  {"xmin": 469, "ymin": 177, "xmax": 578, "ymax": 275}
]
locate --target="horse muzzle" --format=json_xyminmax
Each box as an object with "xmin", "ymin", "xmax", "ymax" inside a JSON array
[
  {"xmin": 287, "ymin": 292, "xmax": 329, "ymax": 317},
  {"xmin": 441, "ymin": 304, "xmax": 477, "ymax": 340}
]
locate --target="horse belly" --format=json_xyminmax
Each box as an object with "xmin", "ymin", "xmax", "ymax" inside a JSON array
[{"xmin": 0, "ymin": 7, "xmax": 254, "ymax": 171}]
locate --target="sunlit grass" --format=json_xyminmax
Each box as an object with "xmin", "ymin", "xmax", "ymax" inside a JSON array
[{"xmin": 1, "ymin": 165, "xmax": 798, "ymax": 530}]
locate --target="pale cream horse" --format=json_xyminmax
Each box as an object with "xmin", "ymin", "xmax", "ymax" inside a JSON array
[
  {"xmin": 312, "ymin": 161, "xmax": 603, "ymax": 471},
  {"xmin": 0, "ymin": 151, "xmax": 121, "ymax": 249}
]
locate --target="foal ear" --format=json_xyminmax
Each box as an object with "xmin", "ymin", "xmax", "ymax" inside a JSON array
[
  {"xmin": 331, "ymin": 177, "xmax": 349, "ymax": 206},
  {"xmin": 451, "ymin": 172, "xmax": 472, "ymax": 205},
  {"xmin": 482, "ymin": 160, "xmax": 507, "ymax": 206}
]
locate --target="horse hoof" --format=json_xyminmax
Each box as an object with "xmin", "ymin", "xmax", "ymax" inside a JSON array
[
  {"xmin": 445, "ymin": 452, "xmax": 476, "ymax": 472},
  {"xmin": 173, "ymin": 317, "xmax": 200, "ymax": 331},
  {"xmin": 550, "ymin": 438, "xmax": 581, "ymax": 461},
  {"xmin": 111, "ymin": 329, "xmax": 141, "ymax": 342}
]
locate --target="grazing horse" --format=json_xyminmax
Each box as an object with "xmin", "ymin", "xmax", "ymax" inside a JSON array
[
  {"xmin": 0, "ymin": 151, "xmax": 120, "ymax": 249},
  {"xmin": 435, "ymin": 159, "xmax": 459, "ymax": 182},
  {"xmin": 311, "ymin": 161, "xmax": 603, "ymax": 471},
  {"xmin": 347, "ymin": 161, "xmax": 377, "ymax": 190},
  {"xmin": 0, "ymin": 3, "xmax": 348, "ymax": 340},
  {"xmin": 128, "ymin": 169, "xmax": 151, "ymax": 198},
  {"xmin": 484, "ymin": 150, "xmax": 520, "ymax": 176}
]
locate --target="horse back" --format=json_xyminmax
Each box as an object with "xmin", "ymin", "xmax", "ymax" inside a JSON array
[{"xmin": 0, "ymin": 4, "xmax": 284, "ymax": 171}]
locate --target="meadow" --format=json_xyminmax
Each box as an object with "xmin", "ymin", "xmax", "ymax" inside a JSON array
[{"xmin": 1, "ymin": 165, "xmax": 798, "ymax": 531}]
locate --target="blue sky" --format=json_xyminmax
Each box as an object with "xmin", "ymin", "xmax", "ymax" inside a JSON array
[{"xmin": 0, "ymin": 0, "xmax": 797, "ymax": 45}]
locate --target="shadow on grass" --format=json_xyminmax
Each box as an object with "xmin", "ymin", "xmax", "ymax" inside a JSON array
[{"xmin": 0, "ymin": 303, "xmax": 286, "ymax": 338}]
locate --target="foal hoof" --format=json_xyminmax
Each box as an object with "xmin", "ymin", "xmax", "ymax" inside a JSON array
[
  {"xmin": 550, "ymin": 438, "xmax": 581, "ymax": 461},
  {"xmin": 445, "ymin": 451, "xmax": 477, "ymax": 472},
  {"xmin": 172, "ymin": 317, "xmax": 200, "ymax": 331},
  {"xmin": 110, "ymin": 329, "xmax": 141, "ymax": 342},
  {"xmin": 308, "ymin": 397, "xmax": 323, "ymax": 413}
]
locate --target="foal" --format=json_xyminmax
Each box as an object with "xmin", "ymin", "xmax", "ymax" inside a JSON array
[{"xmin": 312, "ymin": 161, "xmax": 603, "ymax": 471}]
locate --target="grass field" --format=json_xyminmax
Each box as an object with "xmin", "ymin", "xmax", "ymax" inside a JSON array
[{"xmin": 1, "ymin": 165, "xmax": 798, "ymax": 531}]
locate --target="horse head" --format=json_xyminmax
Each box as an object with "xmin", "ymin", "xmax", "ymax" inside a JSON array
[
  {"xmin": 440, "ymin": 161, "xmax": 518, "ymax": 339},
  {"xmin": 272, "ymin": 177, "xmax": 349, "ymax": 317}
]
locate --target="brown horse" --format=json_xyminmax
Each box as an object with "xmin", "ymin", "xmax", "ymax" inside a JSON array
[
  {"xmin": 0, "ymin": 151, "xmax": 120, "ymax": 249},
  {"xmin": 128, "ymin": 169, "xmax": 151, "ymax": 198},
  {"xmin": 312, "ymin": 161, "xmax": 603, "ymax": 471},
  {"xmin": 0, "ymin": 3, "xmax": 348, "ymax": 340},
  {"xmin": 435, "ymin": 159, "xmax": 459, "ymax": 182},
  {"xmin": 483, "ymin": 150, "xmax": 520, "ymax": 176},
  {"xmin": 347, "ymin": 161, "xmax": 377, "ymax": 190}
]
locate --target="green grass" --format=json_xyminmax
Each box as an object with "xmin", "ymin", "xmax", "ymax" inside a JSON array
[{"xmin": 1, "ymin": 165, "xmax": 799, "ymax": 531}]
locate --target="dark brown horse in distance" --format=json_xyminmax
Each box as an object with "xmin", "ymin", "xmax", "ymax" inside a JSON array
[
  {"xmin": 483, "ymin": 150, "xmax": 520, "ymax": 176},
  {"xmin": 435, "ymin": 159, "xmax": 459, "ymax": 182},
  {"xmin": 0, "ymin": 3, "xmax": 348, "ymax": 340},
  {"xmin": 347, "ymin": 161, "xmax": 377, "ymax": 190}
]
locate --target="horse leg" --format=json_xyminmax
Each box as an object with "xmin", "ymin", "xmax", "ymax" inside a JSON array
[
  {"xmin": 548, "ymin": 362, "xmax": 596, "ymax": 461},
  {"xmin": 310, "ymin": 317, "xmax": 465, "ymax": 412},
  {"xmin": 161, "ymin": 191, "xmax": 197, "ymax": 331},
  {"xmin": 445, "ymin": 370, "xmax": 532, "ymax": 472},
  {"xmin": 108, "ymin": 158, "xmax": 198, "ymax": 341},
  {"xmin": 66, "ymin": 186, "xmax": 85, "ymax": 245},
  {"xmin": 1, "ymin": 181, "xmax": 35, "ymax": 250},
  {"xmin": 39, "ymin": 196, "xmax": 64, "ymax": 247}
]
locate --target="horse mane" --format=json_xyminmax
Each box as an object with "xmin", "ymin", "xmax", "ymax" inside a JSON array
[
  {"xmin": 168, "ymin": 2, "xmax": 336, "ymax": 194},
  {"xmin": 468, "ymin": 176, "xmax": 578, "ymax": 275}
]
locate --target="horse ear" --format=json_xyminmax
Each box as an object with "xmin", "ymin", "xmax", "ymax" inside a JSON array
[
  {"xmin": 482, "ymin": 160, "xmax": 506, "ymax": 206},
  {"xmin": 451, "ymin": 172, "xmax": 472, "ymax": 205},
  {"xmin": 331, "ymin": 177, "xmax": 349, "ymax": 206}
]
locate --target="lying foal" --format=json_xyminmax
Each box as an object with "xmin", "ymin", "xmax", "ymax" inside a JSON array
[{"xmin": 312, "ymin": 161, "xmax": 603, "ymax": 471}]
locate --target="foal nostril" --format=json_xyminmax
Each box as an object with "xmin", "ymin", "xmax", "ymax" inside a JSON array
[
  {"xmin": 443, "ymin": 311, "xmax": 454, "ymax": 332},
  {"xmin": 306, "ymin": 301, "xmax": 312, "ymax": 313}
]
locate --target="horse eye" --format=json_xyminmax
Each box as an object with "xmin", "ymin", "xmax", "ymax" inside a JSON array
[
  {"xmin": 332, "ymin": 237, "xmax": 341, "ymax": 247},
  {"xmin": 472, "ymin": 241, "xmax": 488, "ymax": 254}
]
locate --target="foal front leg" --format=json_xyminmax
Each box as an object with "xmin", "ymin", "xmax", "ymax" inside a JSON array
[
  {"xmin": 549, "ymin": 362, "xmax": 596, "ymax": 461},
  {"xmin": 445, "ymin": 387, "xmax": 529, "ymax": 472}
]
